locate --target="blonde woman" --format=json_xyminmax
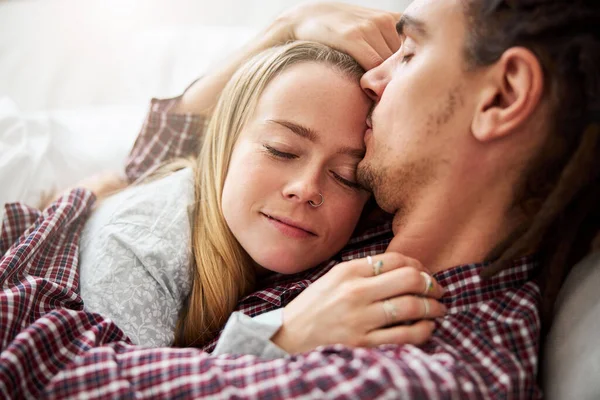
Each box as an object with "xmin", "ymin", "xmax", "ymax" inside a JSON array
[{"xmin": 74, "ymin": 41, "xmax": 414, "ymax": 350}]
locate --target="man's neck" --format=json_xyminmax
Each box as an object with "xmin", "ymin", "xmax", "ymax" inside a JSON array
[{"xmin": 386, "ymin": 176, "xmax": 523, "ymax": 275}]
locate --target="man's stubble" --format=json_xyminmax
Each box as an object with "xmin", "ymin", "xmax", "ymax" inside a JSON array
[{"xmin": 357, "ymin": 84, "xmax": 465, "ymax": 226}]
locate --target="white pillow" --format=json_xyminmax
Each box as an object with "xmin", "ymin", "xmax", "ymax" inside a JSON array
[
  {"xmin": 543, "ymin": 250, "xmax": 600, "ymax": 400},
  {"xmin": 79, "ymin": 168, "xmax": 194, "ymax": 347}
]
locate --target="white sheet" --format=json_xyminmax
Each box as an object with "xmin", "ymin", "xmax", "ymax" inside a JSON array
[{"xmin": 0, "ymin": 98, "xmax": 146, "ymax": 221}]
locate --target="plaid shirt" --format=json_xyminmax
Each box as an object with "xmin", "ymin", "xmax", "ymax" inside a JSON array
[{"xmin": 0, "ymin": 98, "xmax": 542, "ymax": 399}]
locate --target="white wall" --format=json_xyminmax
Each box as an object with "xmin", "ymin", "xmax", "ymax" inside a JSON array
[{"xmin": 0, "ymin": 0, "xmax": 409, "ymax": 28}]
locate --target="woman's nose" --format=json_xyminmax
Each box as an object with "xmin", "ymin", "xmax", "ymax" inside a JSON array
[{"xmin": 282, "ymin": 170, "xmax": 322, "ymax": 206}]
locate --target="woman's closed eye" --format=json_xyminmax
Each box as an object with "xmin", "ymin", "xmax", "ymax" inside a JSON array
[
  {"xmin": 263, "ymin": 144, "xmax": 297, "ymax": 159},
  {"xmin": 263, "ymin": 143, "xmax": 364, "ymax": 191},
  {"xmin": 331, "ymin": 171, "xmax": 363, "ymax": 191}
]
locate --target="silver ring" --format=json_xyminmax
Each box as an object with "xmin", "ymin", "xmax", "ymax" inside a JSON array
[
  {"xmin": 309, "ymin": 193, "xmax": 324, "ymax": 208},
  {"xmin": 367, "ymin": 256, "xmax": 383, "ymax": 276},
  {"xmin": 382, "ymin": 300, "xmax": 398, "ymax": 325},
  {"xmin": 422, "ymin": 298, "xmax": 430, "ymax": 319},
  {"xmin": 420, "ymin": 272, "xmax": 434, "ymax": 295}
]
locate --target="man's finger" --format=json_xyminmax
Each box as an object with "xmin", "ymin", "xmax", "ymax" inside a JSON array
[
  {"xmin": 380, "ymin": 17, "xmax": 402, "ymax": 54},
  {"xmin": 363, "ymin": 28, "xmax": 395, "ymax": 64},
  {"xmin": 352, "ymin": 41, "xmax": 386, "ymax": 70}
]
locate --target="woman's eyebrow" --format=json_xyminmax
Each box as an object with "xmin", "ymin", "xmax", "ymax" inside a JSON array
[
  {"xmin": 267, "ymin": 119, "xmax": 365, "ymax": 159},
  {"xmin": 268, "ymin": 119, "xmax": 318, "ymax": 142}
]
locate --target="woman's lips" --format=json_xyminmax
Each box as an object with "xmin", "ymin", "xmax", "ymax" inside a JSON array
[{"xmin": 261, "ymin": 213, "xmax": 316, "ymax": 239}]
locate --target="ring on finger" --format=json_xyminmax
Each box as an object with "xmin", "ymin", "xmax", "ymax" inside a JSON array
[
  {"xmin": 422, "ymin": 297, "xmax": 430, "ymax": 319},
  {"xmin": 367, "ymin": 256, "xmax": 384, "ymax": 276},
  {"xmin": 382, "ymin": 300, "xmax": 398, "ymax": 325},
  {"xmin": 420, "ymin": 271, "xmax": 434, "ymax": 295}
]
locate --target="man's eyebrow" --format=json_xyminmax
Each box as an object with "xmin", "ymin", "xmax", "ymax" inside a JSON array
[
  {"xmin": 269, "ymin": 119, "xmax": 318, "ymax": 142},
  {"xmin": 268, "ymin": 119, "xmax": 365, "ymax": 159},
  {"xmin": 396, "ymin": 14, "xmax": 428, "ymax": 38}
]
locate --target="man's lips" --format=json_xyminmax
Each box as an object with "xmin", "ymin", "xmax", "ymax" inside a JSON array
[
  {"xmin": 365, "ymin": 127, "xmax": 373, "ymax": 144},
  {"xmin": 261, "ymin": 212, "xmax": 317, "ymax": 237}
]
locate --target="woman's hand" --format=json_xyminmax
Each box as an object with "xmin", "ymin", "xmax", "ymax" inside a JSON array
[
  {"xmin": 271, "ymin": 2, "xmax": 402, "ymax": 70},
  {"xmin": 271, "ymin": 252, "xmax": 446, "ymax": 354}
]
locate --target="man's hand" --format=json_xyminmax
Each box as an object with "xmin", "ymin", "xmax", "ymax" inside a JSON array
[
  {"xmin": 73, "ymin": 172, "xmax": 128, "ymax": 199},
  {"xmin": 176, "ymin": 2, "xmax": 401, "ymax": 115},
  {"xmin": 272, "ymin": 252, "xmax": 446, "ymax": 354},
  {"xmin": 272, "ymin": 2, "xmax": 402, "ymax": 70}
]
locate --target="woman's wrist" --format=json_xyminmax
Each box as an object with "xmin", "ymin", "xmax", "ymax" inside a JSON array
[{"xmin": 270, "ymin": 324, "xmax": 294, "ymax": 353}]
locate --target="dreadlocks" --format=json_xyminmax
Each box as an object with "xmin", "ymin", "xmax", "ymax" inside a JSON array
[{"xmin": 463, "ymin": 0, "xmax": 600, "ymax": 333}]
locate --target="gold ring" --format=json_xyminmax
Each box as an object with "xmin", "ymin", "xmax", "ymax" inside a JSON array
[
  {"xmin": 420, "ymin": 272, "xmax": 434, "ymax": 295},
  {"xmin": 382, "ymin": 300, "xmax": 398, "ymax": 325}
]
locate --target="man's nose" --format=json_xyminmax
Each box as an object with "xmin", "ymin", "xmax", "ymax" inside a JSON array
[{"xmin": 360, "ymin": 63, "xmax": 390, "ymax": 102}]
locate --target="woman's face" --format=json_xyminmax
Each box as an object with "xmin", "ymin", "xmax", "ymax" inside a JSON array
[{"xmin": 222, "ymin": 62, "xmax": 372, "ymax": 274}]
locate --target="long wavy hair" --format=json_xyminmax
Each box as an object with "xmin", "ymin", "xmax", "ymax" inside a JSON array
[{"xmin": 171, "ymin": 41, "xmax": 365, "ymax": 348}]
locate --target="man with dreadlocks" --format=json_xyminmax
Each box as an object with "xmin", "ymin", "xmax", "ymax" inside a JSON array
[
  {"xmin": 357, "ymin": 0, "xmax": 600, "ymax": 336},
  {"xmin": 1, "ymin": 0, "xmax": 598, "ymax": 398}
]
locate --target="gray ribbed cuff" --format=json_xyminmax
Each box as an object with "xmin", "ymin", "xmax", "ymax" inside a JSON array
[{"xmin": 212, "ymin": 309, "xmax": 288, "ymax": 359}]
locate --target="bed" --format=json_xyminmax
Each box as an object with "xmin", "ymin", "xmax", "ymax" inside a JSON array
[{"xmin": 1, "ymin": 0, "xmax": 599, "ymax": 398}]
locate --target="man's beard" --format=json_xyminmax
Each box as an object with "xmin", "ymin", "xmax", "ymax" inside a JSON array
[
  {"xmin": 357, "ymin": 158, "xmax": 396, "ymax": 214},
  {"xmin": 358, "ymin": 156, "xmax": 436, "ymax": 218}
]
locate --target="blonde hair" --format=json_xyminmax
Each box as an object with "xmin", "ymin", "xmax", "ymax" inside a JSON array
[{"xmin": 173, "ymin": 41, "xmax": 365, "ymax": 348}]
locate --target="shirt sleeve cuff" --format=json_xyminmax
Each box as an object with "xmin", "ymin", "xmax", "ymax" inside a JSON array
[{"xmin": 212, "ymin": 310, "xmax": 288, "ymax": 359}]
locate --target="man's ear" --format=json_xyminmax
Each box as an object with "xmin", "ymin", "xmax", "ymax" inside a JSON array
[{"xmin": 471, "ymin": 47, "xmax": 544, "ymax": 143}]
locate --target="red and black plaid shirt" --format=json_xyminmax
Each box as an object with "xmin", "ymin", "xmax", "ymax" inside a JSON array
[{"xmin": 0, "ymin": 98, "xmax": 542, "ymax": 399}]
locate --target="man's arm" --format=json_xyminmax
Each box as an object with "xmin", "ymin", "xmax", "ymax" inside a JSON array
[
  {"xmin": 171, "ymin": 2, "xmax": 401, "ymax": 117},
  {"xmin": 0, "ymin": 187, "xmax": 540, "ymax": 400},
  {"xmin": 40, "ymin": 299, "xmax": 540, "ymax": 399}
]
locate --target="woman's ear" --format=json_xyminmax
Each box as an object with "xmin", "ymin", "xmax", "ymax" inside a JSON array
[{"xmin": 471, "ymin": 47, "xmax": 544, "ymax": 143}]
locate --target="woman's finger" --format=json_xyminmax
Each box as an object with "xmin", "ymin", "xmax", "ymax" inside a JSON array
[
  {"xmin": 365, "ymin": 267, "xmax": 445, "ymax": 301},
  {"xmin": 365, "ymin": 319, "xmax": 436, "ymax": 347},
  {"xmin": 342, "ymin": 252, "xmax": 427, "ymax": 278},
  {"xmin": 364, "ymin": 295, "xmax": 447, "ymax": 330}
]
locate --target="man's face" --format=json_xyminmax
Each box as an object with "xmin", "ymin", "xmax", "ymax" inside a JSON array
[{"xmin": 358, "ymin": 0, "xmax": 481, "ymax": 216}]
